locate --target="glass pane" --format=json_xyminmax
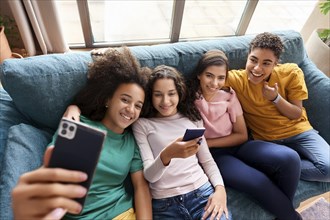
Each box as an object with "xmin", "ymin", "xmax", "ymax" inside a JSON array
[
  {"xmin": 246, "ymin": 0, "xmax": 317, "ymax": 34},
  {"xmin": 180, "ymin": 0, "xmax": 247, "ymax": 39},
  {"xmin": 88, "ymin": 0, "xmax": 173, "ymax": 43},
  {"xmin": 56, "ymin": 0, "xmax": 85, "ymax": 45}
]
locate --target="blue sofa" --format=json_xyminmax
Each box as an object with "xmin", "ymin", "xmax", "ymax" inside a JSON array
[{"xmin": 0, "ymin": 30, "xmax": 329, "ymax": 219}]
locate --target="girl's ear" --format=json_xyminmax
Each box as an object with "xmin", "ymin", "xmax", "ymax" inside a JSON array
[{"xmin": 105, "ymin": 98, "xmax": 110, "ymax": 108}]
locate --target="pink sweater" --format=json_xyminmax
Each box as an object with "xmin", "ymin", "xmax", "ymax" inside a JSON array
[
  {"xmin": 195, "ymin": 88, "xmax": 243, "ymax": 139},
  {"xmin": 132, "ymin": 113, "xmax": 223, "ymax": 199}
]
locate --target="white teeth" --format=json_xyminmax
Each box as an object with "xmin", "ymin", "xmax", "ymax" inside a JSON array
[
  {"xmin": 251, "ymin": 71, "xmax": 262, "ymax": 77},
  {"xmin": 121, "ymin": 114, "xmax": 131, "ymax": 120}
]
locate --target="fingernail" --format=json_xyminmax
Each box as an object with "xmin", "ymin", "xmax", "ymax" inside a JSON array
[
  {"xmin": 76, "ymin": 186, "xmax": 87, "ymax": 197},
  {"xmin": 51, "ymin": 208, "xmax": 66, "ymax": 219},
  {"xmin": 79, "ymin": 173, "xmax": 88, "ymax": 180},
  {"xmin": 75, "ymin": 205, "xmax": 83, "ymax": 214}
]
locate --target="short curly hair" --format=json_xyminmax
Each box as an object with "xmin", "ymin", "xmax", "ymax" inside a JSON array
[
  {"xmin": 249, "ymin": 32, "xmax": 284, "ymax": 59},
  {"xmin": 73, "ymin": 47, "xmax": 149, "ymax": 121}
]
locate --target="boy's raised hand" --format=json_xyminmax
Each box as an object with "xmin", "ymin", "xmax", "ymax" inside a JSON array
[{"xmin": 262, "ymin": 82, "xmax": 278, "ymax": 101}]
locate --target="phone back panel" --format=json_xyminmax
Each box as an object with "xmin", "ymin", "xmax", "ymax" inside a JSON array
[{"xmin": 48, "ymin": 118, "xmax": 106, "ymax": 207}]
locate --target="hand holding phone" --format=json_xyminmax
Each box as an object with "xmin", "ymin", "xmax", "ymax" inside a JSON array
[
  {"xmin": 182, "ymin": 128, "xmax": 205, "ymax": 144},
  {"xmin": 48, "ymin": 118, "xmax": 106, "ymax": 210}
]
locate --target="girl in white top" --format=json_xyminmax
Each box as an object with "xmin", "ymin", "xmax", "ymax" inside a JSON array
[{"xmin": 132, "ymin": 65, "xmax": 230, "ymax": 220}]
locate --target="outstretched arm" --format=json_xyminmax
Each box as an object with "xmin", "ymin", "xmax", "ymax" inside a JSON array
[{"xmin": 12, "ymin": 147, "xmax": 88, "ymax": 220}]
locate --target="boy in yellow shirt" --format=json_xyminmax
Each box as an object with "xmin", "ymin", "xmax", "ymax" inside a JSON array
[{"xmin": 227, "ymin": 32, "xmax": 330, "ymax": 182}]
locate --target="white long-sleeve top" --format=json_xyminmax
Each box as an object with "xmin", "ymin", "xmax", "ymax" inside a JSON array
[{"xmin": 132, "ymin": 113, "xmax": 224, "ymax": 199}]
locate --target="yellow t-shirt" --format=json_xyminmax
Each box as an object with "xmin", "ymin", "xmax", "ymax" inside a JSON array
[{"xmin": 227, "ymin": 63, "xmax": 312, "ymax": 141}]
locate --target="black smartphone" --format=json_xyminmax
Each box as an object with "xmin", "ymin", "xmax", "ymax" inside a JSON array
[
  {"xmin": 182, "ymin": 128, "xmax": 206, "ymax": 144},
  {"xmin": 48, "ymin": 118, "xmax": 107, "ymax": 209}
]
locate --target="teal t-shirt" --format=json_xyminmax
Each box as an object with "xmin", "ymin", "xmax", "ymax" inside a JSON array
[{"xmin": 49, "ymin": 116, "xmax": 143, "ymax": 219}]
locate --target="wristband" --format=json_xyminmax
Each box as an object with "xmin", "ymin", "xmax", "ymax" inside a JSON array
[{"xmin": 271, "ymin": 94, "xmax": 281, "ymax": 104}]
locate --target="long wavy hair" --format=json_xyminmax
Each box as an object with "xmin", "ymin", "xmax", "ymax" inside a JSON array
[
  {"xmin": 186, "ymin": 49, "xmax": 229, "ymax": 103},
  {"xmin": 72, "ymin": 47, "xmax": 149, "ymax": 121},
  {"xmin": 141, "ymin": 65, "xmax": 201, "ymax": 121}
]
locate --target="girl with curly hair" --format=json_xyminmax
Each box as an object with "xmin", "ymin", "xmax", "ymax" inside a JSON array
[{"xmin": 12, "ymin": 48, "xmax": 152, "ymax": 220}]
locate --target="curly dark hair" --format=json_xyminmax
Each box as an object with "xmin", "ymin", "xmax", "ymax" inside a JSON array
[
  {"xmin": 249, "ymin": 32, "xmax": 284, "ymax": 59},
  {"xmin": 141, "ymin": 65, "xmax": 201, "ymax": 121},
  {"xmin": 72, "ymin": 47, "xmax": 149, "ymax": 121},
  {"xmin": 185, "ymin": 49, "xmax": 229, "ymax": 105}
]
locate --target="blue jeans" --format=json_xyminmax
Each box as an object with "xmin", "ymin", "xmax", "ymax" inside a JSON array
[
  {"xmin": 152, "ymin": 182, "xmax": 231, "ymax": 220},
  {"xmin": 271, "ymin": 129, "xmax": 330, "ymax": 182},
  {"xmin": 211, "ymin": 140, "xmax": 302, "ymax": 220}
]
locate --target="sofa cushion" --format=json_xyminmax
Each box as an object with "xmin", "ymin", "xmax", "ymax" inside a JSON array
[
  {"xmin": 131, "ymin": 30, "xmax": 306, "ymax": 76},
  {"xmin": 226, "ymin": 179, "xmax": 330, "ymax": 219},
  {"xmin": 0, "ymin": 52, "xmax": 92, "ymax": 130},
  {"xmin": 0, "ymin": 89, "xmax": 30, "ymax": 168},
  {"xmin": 299, "ymin": 58, "xmax": 330, "ymax": 144},
  {"xmin": 0, "ymin": 123, "xmax": 52, "ymax": 220}
]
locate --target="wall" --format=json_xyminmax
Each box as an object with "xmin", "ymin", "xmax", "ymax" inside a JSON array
[{"xmin": 300, "ymin": 0, "xmax": 330, "ymax": 43}]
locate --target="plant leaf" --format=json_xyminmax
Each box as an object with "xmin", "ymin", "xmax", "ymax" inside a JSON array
[
  {"xmin": 319, "ymin": 0, "xmax": 330, "ymax": 15},
  {"xmin": 318, "ymin": 29, "xmax": 330, "ymax": 43}
]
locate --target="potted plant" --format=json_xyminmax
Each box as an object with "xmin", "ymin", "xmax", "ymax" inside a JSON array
[
  {"xmin": 318, "ymin": 0, "xmax": 330, "ymax": 46},
  {"xmin": 305, "ymin": 0, "xmax": 330, "ymax": 77},
  {"xmin": 0, "ymin": 15, "xmax": 22, "ymax": 63}
]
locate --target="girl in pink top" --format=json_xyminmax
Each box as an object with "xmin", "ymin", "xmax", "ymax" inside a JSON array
[{"xmin": 185, "ymin": 50, "xmax": 302, "ymax": 220}]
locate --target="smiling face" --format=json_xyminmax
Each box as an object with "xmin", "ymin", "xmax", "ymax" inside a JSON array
[
  {"xmin": 197, "ymin": 65, "xmax": 227, "ymax": 101},
  {"xmin": 152, "ymin": 78, "xmax": 179, "ymax": 118},
  {"xmin": 102, "ymin": 83, "xmax": 144, "ymax": 134},
  {"xmin": 246, "ymin": 48, "xmax": 278, "ymax": 84}
]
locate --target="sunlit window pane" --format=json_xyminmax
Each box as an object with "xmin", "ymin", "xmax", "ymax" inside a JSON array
[
  {"xmin": 56, "ymin": 0, "xmax": 85, "ymax": 45},
  {"xmin": 246, "ymin": 0, "xmax": 317, "ymax": 34},
  {"xmin": 88, "ymin": 0, "xmax": 173, "ymax": 43},
  {"xmin": 180, "ymin": 0, "xmax": 247, "ymax": 39}
]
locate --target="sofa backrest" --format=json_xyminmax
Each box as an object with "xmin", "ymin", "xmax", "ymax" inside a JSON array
[
  {"xmin": 131, "ymin": 30, "xmax": 306, "ymax": 76},
  {"xmin": 1, "ymin": 30, "xmax": 328, "ymax": 144}
]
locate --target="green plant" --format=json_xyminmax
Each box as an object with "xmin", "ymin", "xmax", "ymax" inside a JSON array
[
  {"xmin": 319, "ymin": 0, "xmax": 330, "ymax": 46},
  {"xmin": 0, "ymin": 15, "xmax": 20, "ymax": 48}
]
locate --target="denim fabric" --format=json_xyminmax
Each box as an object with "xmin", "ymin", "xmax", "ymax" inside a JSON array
[
  {"xmin": 152, "ymin": 182, "xmax": 231, "ymax": 220},
  {"xmin": 271, "ymin": 129, "xmax": 330, "ymax": 182}
]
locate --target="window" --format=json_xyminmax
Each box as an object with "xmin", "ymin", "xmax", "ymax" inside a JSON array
[
  {"xmin": 56, "ymin": 0, "xmax": 318, "ymax": 48},
  {"xmin": 180, "ymin": 1, "xmax": 247, "ymax": 39}
]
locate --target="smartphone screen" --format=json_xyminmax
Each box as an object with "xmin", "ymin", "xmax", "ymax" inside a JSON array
[
  {"xmin": 48, "ymin": 118, "xmax": 107, "ymax": 209},
  {"xmin": 182, "ymin": 128, "xmax": 206, "ymax": 142}
]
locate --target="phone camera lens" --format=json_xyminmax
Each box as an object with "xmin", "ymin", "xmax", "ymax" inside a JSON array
[
  {"xmin": 69, "ymin": 126, "xmax": 75, "ymax": 131},
  {"xmin": 62, "ymin": 123, "xmax": 68, "ymax": 128},
  {"xmin": 61, "ymin": 129, "xmax": 67, "ymax": 135}
]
